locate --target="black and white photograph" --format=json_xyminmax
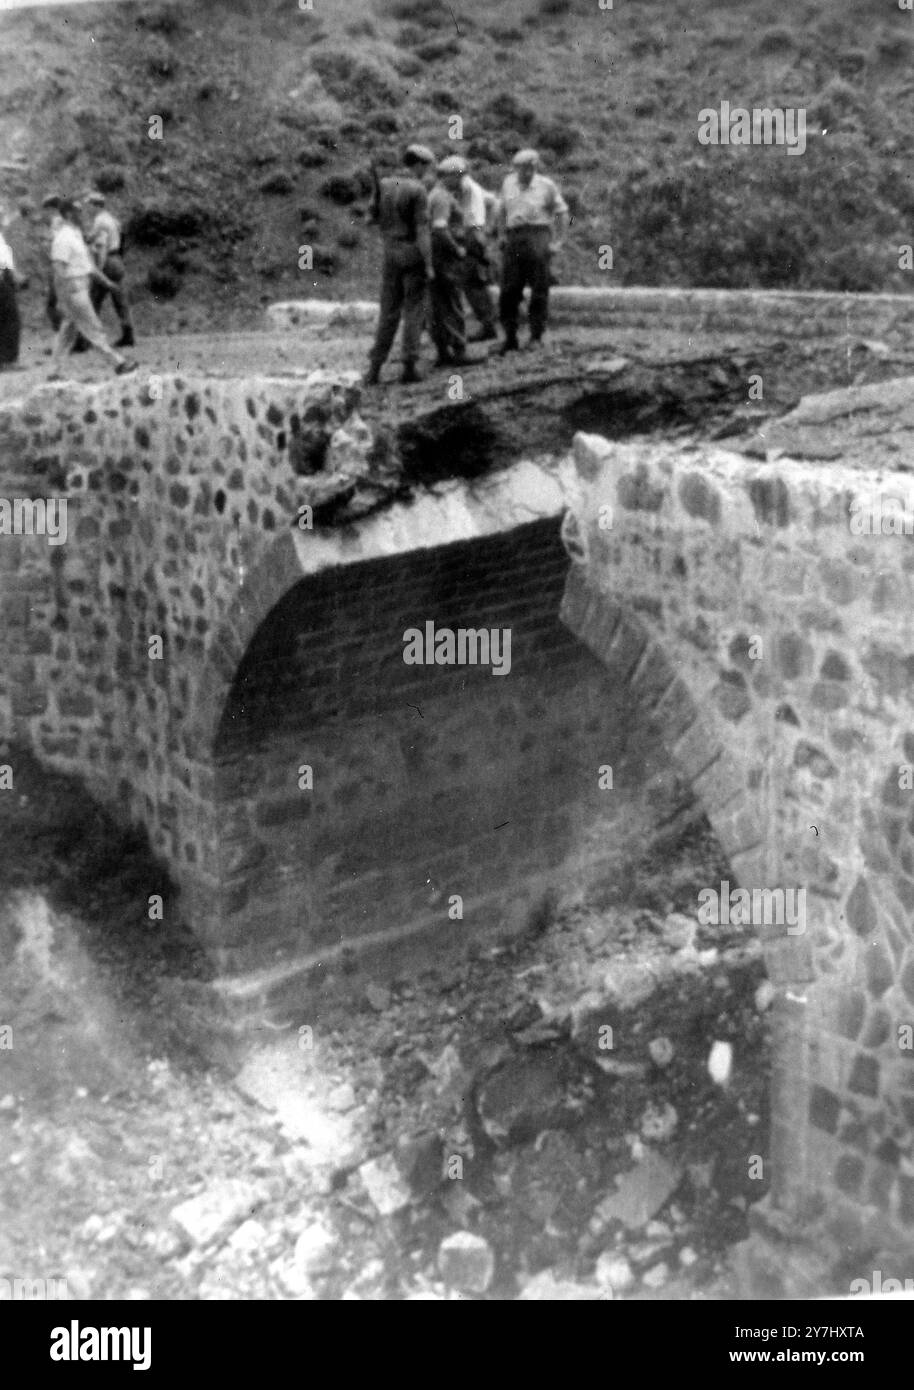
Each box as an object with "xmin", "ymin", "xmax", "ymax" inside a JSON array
[{"xmin": 0, "ymin": 0, "xmax": 912, "ymax": 1346}]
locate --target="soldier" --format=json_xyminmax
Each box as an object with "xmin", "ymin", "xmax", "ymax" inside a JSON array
[
  {"xmin": 428, "ymin": 155, "xmax": 469, "ymax": 368},
  {"xmin": 85, "ymin": 190, "xmax": 135, "ymax": 348},
  {"xmin": 365, "ymin": 144, "xmax": 436, "ymax": 386},
  {"xmin": 497, "ymin": 148, "xmax": 569, "ymax": 353},
  {"xmin": 455, "ymin": 159, "xmax": 498, "ymax": 342}
]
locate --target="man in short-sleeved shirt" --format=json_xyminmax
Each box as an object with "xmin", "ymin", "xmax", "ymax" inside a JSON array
[
  {"xmin": 86, "ymin": 191, "xmax": 134, "ymax": 347},
  {"xmin": 366, "ymin": 145, "xmax": 436, "ymax": 386},
  {"xmin": 497, "ymin": 148, "xmax": 569, "ymax": 352}
]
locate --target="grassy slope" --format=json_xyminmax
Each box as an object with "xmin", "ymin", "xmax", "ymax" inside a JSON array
[{"xmin": 0, "ymin": 0, "xmax": 912, "ymax": 332}]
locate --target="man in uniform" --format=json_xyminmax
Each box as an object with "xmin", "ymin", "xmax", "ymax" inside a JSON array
[
  {"xmin": 85, "ymin": 190, "xmax": 134, "ymax": 348},
  {"xmin": 452, "ymin": 157, "xmax": 498, "ymax": 342},
  {"xmin": 428, "ymin": 155, "xmax": 470, "ymax": 368},
  {"xmin": 365, "ymin": 144, "xmax": 436, "ymax": 386},
  {"xmin": 497, "ymin": 148, "xmax": 569, "ymax": 353}
]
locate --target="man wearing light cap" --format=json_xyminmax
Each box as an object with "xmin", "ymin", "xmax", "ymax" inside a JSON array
[
  {"xmin": 365, "ymin": 144, "xmax": 436, "ymax": 386},
  {"xmin": 427, "ymin": 155, "xmax": 469, "ymax": 368},
  {"xmin": 497, "ymin": 148, "xmax": 569, "ymax": 352},
  {"xmin": 85, "ymin": 190, "xmax": 134, "ymax": 348}
]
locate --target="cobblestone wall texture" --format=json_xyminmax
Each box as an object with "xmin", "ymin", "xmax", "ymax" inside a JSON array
[{"xmin": 562, "ymin": 428, "xmax": 914, "ymax": 1264}]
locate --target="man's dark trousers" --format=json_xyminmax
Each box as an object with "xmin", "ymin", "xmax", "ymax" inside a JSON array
[
  {"xmin": 462, "ymin": 230, "xmax": 496, "ymax": 333},
  {"xmin": 90, "ymin": 253, "xmax": 132, "ymax": 335},
  {"xmin": 369, "ymin": 242, "xmax": 427, "ymax": 370},
  {"xmin": 499, "ymin": 225, "xmax": 552, "ymax": 341}
]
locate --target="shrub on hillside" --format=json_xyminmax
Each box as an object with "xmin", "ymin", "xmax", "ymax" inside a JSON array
[
  {"xmin": 312, "ymin": 49, "xmax": 400, "ymax": 107},
  {"xmin": 136, "ymin": 4, "xmax": 182, "ymax": 36},
  {"xmin": 536, "ymin": 116, "xmax": 579, "ymax": 160},
  {"xmin": 260, "ymin": 171, "xmax": 294, "ymax": 195},
  {"xmin": 387, "ymin": 0, "xmax": 449, "ymax": 25},
  {"xmin": 95, "ymin": 166, "xmax": 126, "ymax": 194},
  {"xmin": 756, "ymin": 27, "xmax": 795, "ymax": 55},
  {"xmin": 297, "ymin": 148, "xmax": 329, "ymax": 168},
  {"xmin": 610, "ymin": 140, "xmax": 890, "ymax": 292},
  {"xmin": 337, "ymin": 228, "xmax": 361, "ymax": 249},
  {"xmin": 319, "ymin": 171, "xmax": 372, "ymax": 205},
  {"xmin": 416, "ymin": 36, "xmax": 460, "ymax": 62},
  {"xmin": 146, "ymin": 262, "xmax": 182, "ymax": 300},
  {"xmin": 127, "ymin": 205, "xmax": 211, "ymax": 245},
  {"xmin": 486, "ymin": 92, "xmax": 537, "ymax": 135},
  {"xmin": 489, "ymin": 25, "xmax": 525, "ymax": 43},
  {"xmin": 538, "ymin": 0, "xmax": 572, "ymax": 15}
]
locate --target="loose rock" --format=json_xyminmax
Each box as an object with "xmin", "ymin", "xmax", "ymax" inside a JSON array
[
  {"xmin": 169, "ymin": 1179, "xmax": 266, "ymax": 1248},
  {"xmin": 595, "ymin": 1252, "xmax": 634, "ymax": 1292},
  {"xmin": 438, "ymin": 1231, "xmax": 495, "ymax": 1294},
  {"xmin": 593, "ymin": 1152, "xmax": 682, "ymax": 1231},
  {"xmin": 358, "ymin": 1153, "xmax": 412, "ymax": 1216}
]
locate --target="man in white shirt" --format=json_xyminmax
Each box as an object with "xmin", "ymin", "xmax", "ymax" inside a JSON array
[
  {"xmin": 454, "ymin": 159, "xmax": 498, "ymax": 341},
  {"xmin": 496, "ymin": 148, "xmax": 570, "ymax": 353},
  {"xmin": 43, "ymin": 196, "xmax": 135, "ymax": 376},
  {"xmin": 85, "ymin": 190, "xmax": 134, "ymax": 348}
]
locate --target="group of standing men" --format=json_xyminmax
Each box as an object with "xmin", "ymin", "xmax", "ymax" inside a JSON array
[
  {"xmin": 367, "ymin": 144, "xmax": 569, "ymax": 385},
  {"xmin": 0, "ymin": 188, "xmax": 135, "ymax": 376}
]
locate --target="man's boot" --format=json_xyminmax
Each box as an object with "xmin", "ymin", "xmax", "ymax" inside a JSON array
[
  {"xmin": 468, "ymin": 325, "xmax": 497, "ymax": 342},
  {"xmin": 401, "ymin": 359, "xmax": 422, "ymax": 384},
  {"xmin": 115, "ymin": 328, "xmax": 135, "ymax": 349},
  {"xmin": 364, "ymin": 360, "xmax": 382, "ymax": 386},
  {"xmin": 499, "ymin": 333, "xmax": 519, "ymax": 355}
]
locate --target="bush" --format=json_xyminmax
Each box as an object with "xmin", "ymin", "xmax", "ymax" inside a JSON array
[
  {"xmin": 539, "ymin": 0, "xmax": 572, "ymax": 14},
  {"xmin": 429, "ymin": 87, "xmax": 457, "ymax": 111},
  {"xmin": 367, "ymin": 109, "xmax": 400, "ymax": 134},
  {"xmin": 416, "ymin": 36, "xmax": 460, "ymax": 61},
  {"xmin": 312, "ymin": 245, "xmax": 337, "ymax": 274},
  {"xmin": 136, "ymin": 4, "xmax": 182, "ymax": 36},
  {"xmin": 536, "ymin": 117, "xmax": 579, "ymax": 160},
  {"xmin": 127, "ymin": 205, "xmax": 211, "ymax": 245},
  {"xmin": 756, "ymin": 27, "xmax": 795, "ymax": 55},
  {"xmin": 387, "ymin": 0, "xmax": 449, "ymax": 24},
  {"xmin": 312, "ymin": 49, "xmax": 400, "ymax": 108},
  {"xmin": 337, "ymin": 228, "xmax": 361, "ymax": 249},
  {"xmin": 260, "ymin": 171, "xmax": 294, "ymax": 195},
  {"xmin": 486, "ymin": 92, "xmax": 537, "ymax": 135},
  {"xmin": 95, "ymin": 166, "xmax": 125, "ymax": 194},
  {"xmin": 397, "ymin": 23, "xmax": 423, "ymax": 46},
  {"xmin": 489, "ymin": 25, "xmax": 525, "ymax": 43},
  {"xmin": 319, "ymin": 171, "xmax": 372, "ymax": 205},
  {"xmin": 297, "ymin": 148, "xmax": 329, "ymax": 168},
  {"xmin": 146, "ymin": 263, "xmax": 181, "ymax": 299}
]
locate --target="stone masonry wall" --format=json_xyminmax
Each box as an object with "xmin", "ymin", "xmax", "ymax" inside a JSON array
[
  {"xmin": 0, "ymin": 371, "xmax": 364, "ymax": 908},
  {"xmin": 561, "ymin": 429, "xmax": 914, "ymax": 1270}
]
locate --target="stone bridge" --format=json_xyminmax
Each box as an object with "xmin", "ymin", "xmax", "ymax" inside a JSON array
[{"xmin": 1, "ymin": 347, "xmax": 914, "ymax": 1292}]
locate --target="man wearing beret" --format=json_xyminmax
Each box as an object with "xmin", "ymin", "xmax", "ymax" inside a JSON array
[
  {"xmin": 366, "ymin": 144, "xmax": 436, "ymax": 386},
  {"xmin": 497, "ymin": 148, "xmax": 569, "ymax": 353}
]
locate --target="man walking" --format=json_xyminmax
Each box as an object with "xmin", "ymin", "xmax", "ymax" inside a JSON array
[
  {"xmin": 428, "ymin": 155, "xmax": 469, "ymax": 368},
  {"xmin": 85, "ymin": 190, "xmax": 134, "ymax": 348},
  {"xmin": 455, "ymin": 159, "xmax": 498, "ymax": 342},
  {"xmin": 43, "ymin": 196, "xmax": 135, "ymax": 377},
  {"xmin": 497, "ymin": 148, "xmax": 569, "ymax": 353},
  {"xmin": 365, "ymin": 144, "xmax": 436, "ymax": 386}
]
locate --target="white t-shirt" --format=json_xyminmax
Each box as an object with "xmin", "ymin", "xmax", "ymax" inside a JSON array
[
  {"xmin": 0, "ymin": 233, "xmax": 14, "ymax": 274},
  {"xmin": 51, "ymin": 222, "xmax": 94, "ymax": 278},
  {"xmin": 90, "ymin": 209, "xmax": 121, "ymax": 258},
  {"xmin": 459, "ymin": 176, "xmax": 495, "ymax": 232}
]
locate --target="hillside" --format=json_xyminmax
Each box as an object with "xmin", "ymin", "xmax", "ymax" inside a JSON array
[{"xmin": 1, "ymin": 0, "xmax": 913, "ymax": 333}]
